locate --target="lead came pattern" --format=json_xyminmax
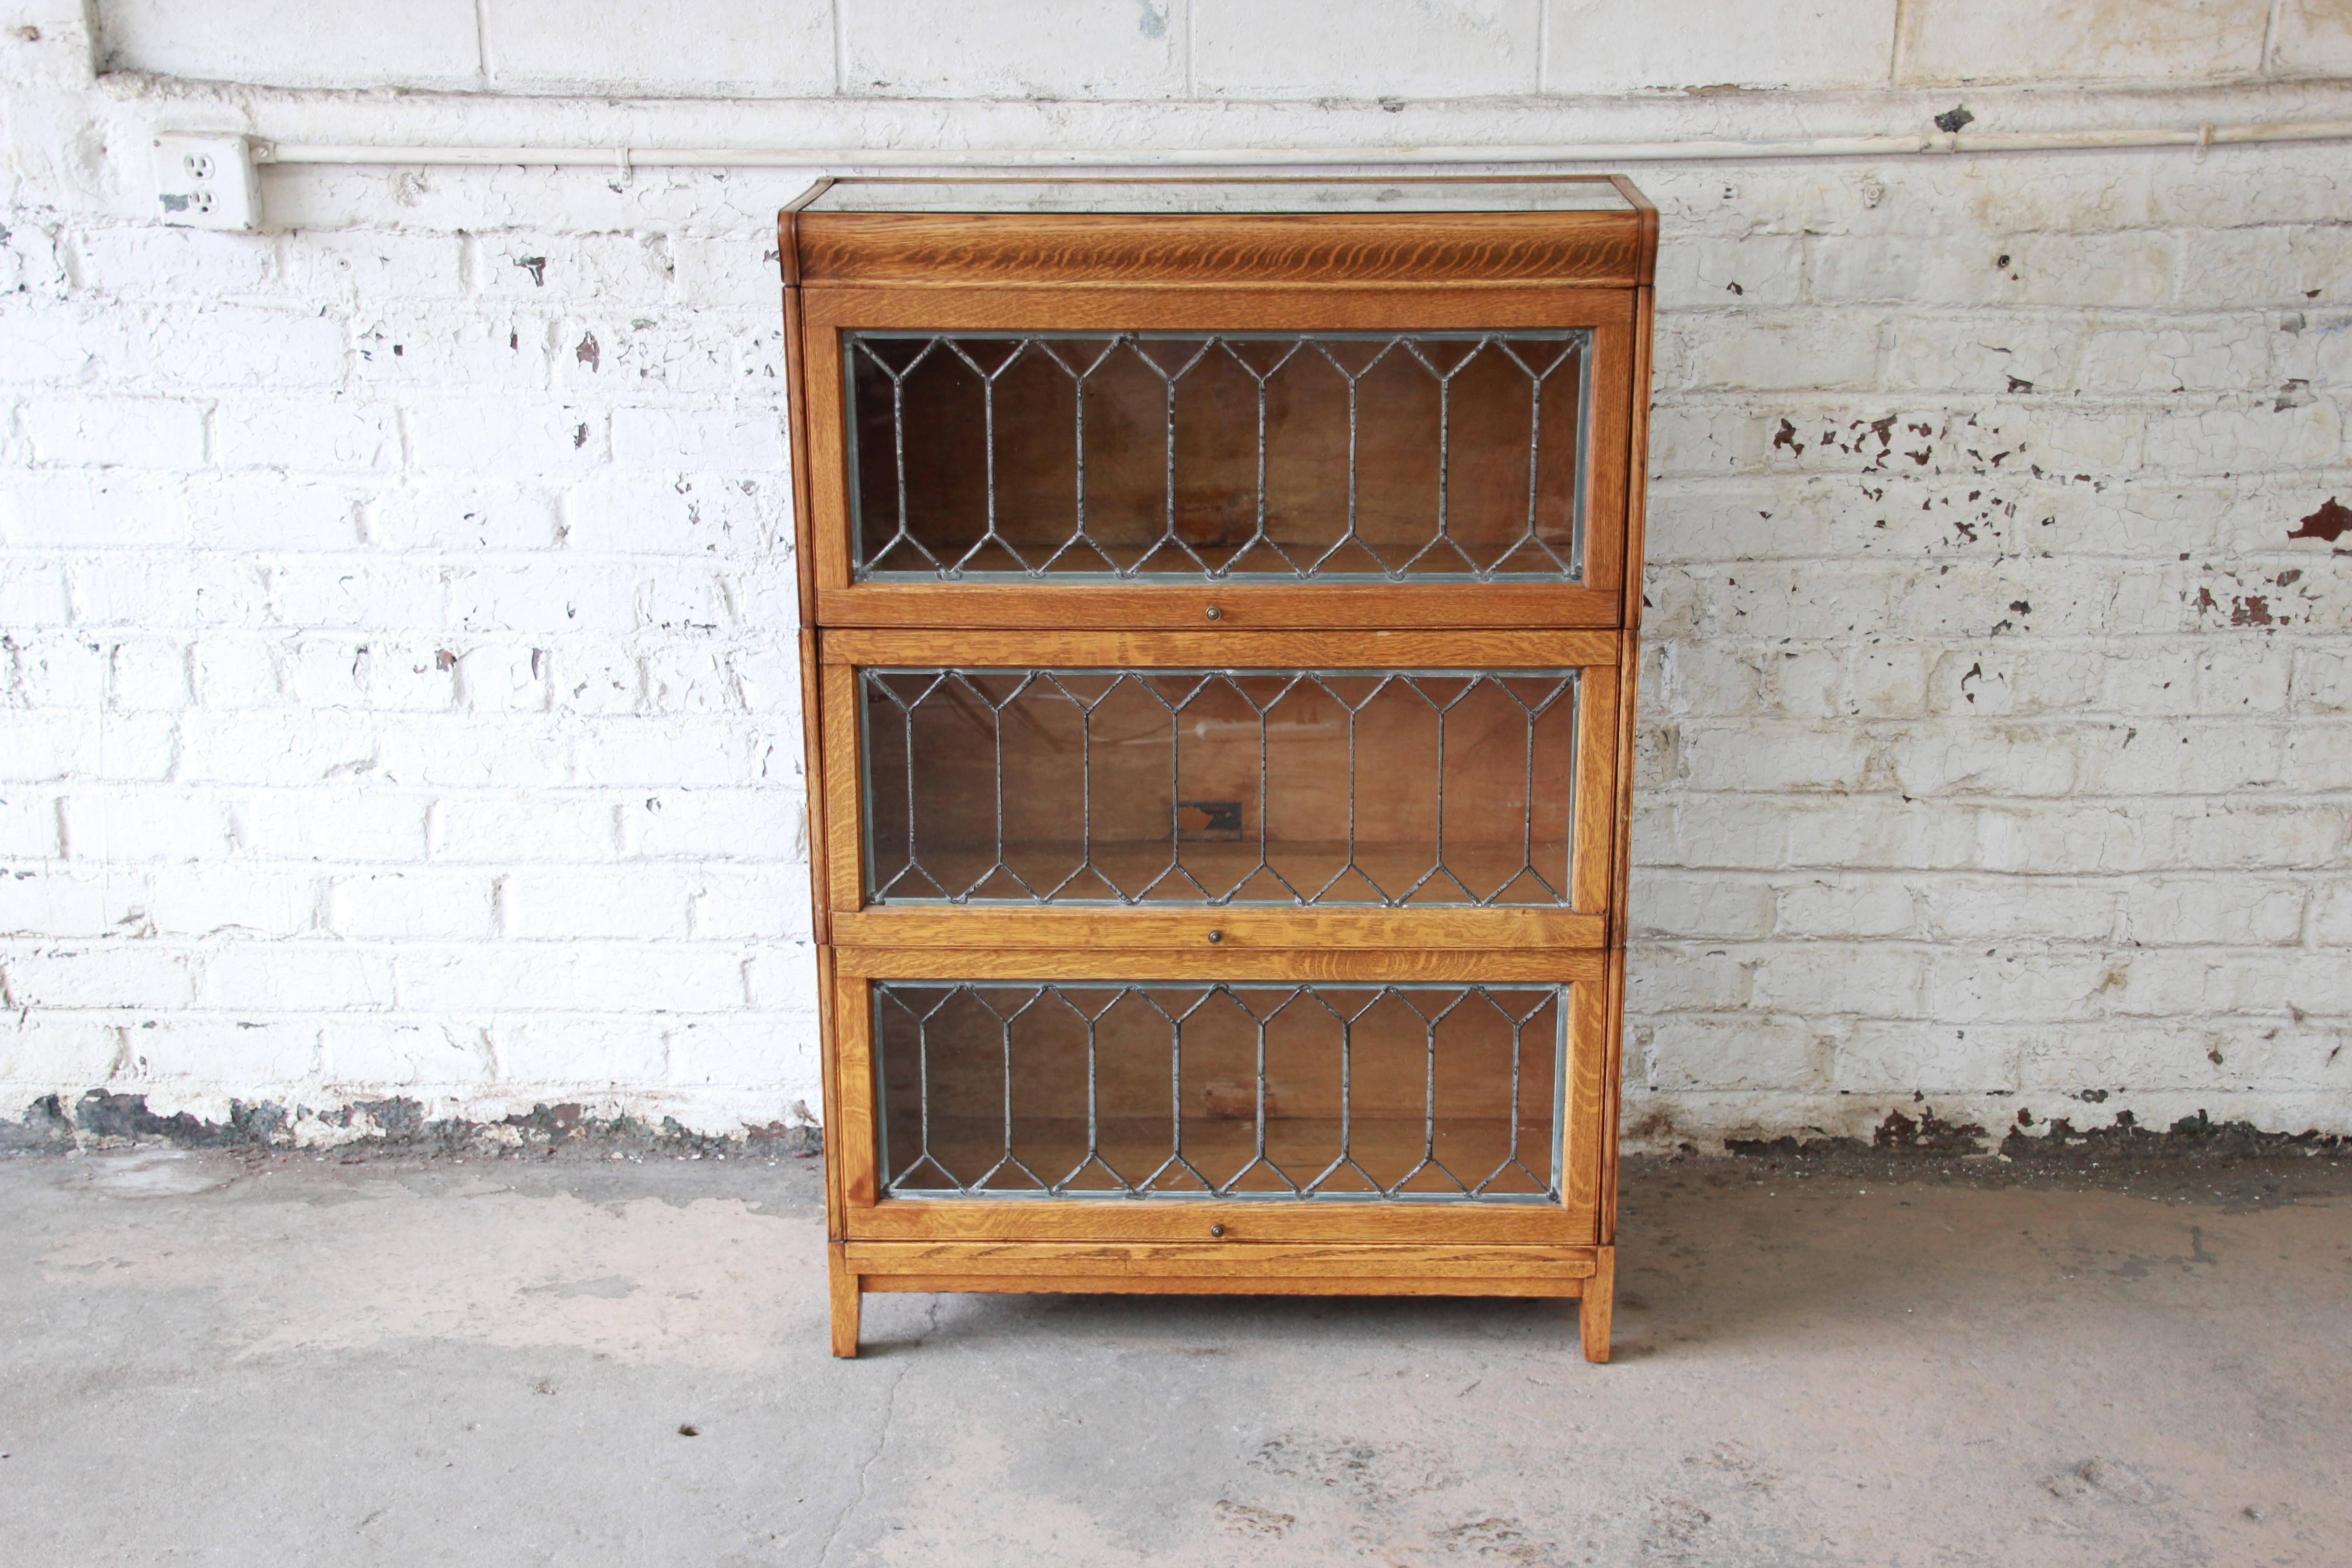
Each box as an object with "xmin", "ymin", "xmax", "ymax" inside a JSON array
[
  {"xmin": 847, "ymin": 331, "xmax": 1589, "ymax": 581},
  {"xmin": 875, "ymin": 982, "xmax": 1565, "ymax": 1202},
  {"xmin": 862, "ymin": 667, "xmax": 1579, "ymax": 907}
]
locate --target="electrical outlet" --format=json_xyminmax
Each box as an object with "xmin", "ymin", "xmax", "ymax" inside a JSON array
[{"xmin": 152, "ymin": 133, "xmax": 261, "ymax": 232}]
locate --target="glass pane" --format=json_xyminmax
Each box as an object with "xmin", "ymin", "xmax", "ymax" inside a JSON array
[
  {"xmin": 875, "ymin": 982, "xmax": 1564, "ymax": 1202},
  {"xmin": 862, "ymin": 668, "xmax": 1577, "ymax": 906},
  {"xmin": 808, "ymin": 178, "xmax": 1635, "ymax": 215},
  {"xmin": 845, "ymin": 332, "xmax": 1588, "ymax": 582}
]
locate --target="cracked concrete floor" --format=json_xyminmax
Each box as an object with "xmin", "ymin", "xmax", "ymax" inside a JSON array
[{"xmin": 2, "ymin": 1149, "xmax": 2348, "ymax": 1566}]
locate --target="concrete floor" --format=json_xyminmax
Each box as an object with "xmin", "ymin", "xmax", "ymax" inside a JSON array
[{"xmin": 1, "ymin": 1148, "xmax": 2347, "ymax": 1567}]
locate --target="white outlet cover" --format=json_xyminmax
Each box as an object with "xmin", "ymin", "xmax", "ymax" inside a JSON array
[{"xmin": 152, "ymin": 133, "xmax": 261, "ymax": 232}]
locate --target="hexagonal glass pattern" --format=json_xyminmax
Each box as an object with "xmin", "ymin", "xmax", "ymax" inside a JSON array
[
  {"xmin": 862, "ymin": 668, "xmax": 1578, "ymax": 906},
  {"xmin": 846, "ymin": 332, "xmax": 1589, "ymax": 580},
  {"xmin": 875, "ymin": 983, "xmax": 1565, "ymax": 1202}
]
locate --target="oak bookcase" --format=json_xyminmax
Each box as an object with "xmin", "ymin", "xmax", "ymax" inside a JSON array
[{"xmin": 778, "ymin": 176, "xmax": 1656, "ymax": 1363}]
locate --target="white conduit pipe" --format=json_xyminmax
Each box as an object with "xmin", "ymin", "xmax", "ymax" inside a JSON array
[{"xmin": 250, "ymin": 119, "xmax": 2352, "ymax": 169}]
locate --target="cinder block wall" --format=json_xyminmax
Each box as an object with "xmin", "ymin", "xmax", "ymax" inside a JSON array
[{"xmin": 2, "ymin": 1, "xmax": 2348, "ymax": 1147}]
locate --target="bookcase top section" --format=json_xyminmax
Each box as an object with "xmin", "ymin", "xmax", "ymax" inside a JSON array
[
  {"xmin": 783, "ymin": 176, "xmax": 1656, "ymax": 289},
  {"xmin": 802, "ymin": 178, "xmax": 1638, "ymax": 216}
]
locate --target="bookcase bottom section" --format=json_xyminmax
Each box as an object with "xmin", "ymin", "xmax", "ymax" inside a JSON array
[
  {"xmin": 874, "ymin": 978, "xmax": 1568, "ymax": 1202},
  {"xmin": 828, "ymin": 1241, "xmax": 1615, "ymax": 1362}
]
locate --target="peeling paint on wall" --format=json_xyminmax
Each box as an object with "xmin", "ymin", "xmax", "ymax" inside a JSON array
[{"xmin": 2288, "ymin": 497, "xmax": 2351, "ymax": 543}]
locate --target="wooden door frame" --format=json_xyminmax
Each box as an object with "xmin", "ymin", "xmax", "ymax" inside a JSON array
[
  {"xmin": 814, "ymin": 630, "xmax": 1625, "ymax": 946},
  {"xmin": 827, "ymin": 964, "xmax": 1612, "ymax": 1254},
  {"xmin": 796, "ymin": 284, "xmax": 1637, "ymax": 629}
]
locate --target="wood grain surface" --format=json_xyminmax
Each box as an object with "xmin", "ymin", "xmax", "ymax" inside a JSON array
[
  {"xmin": 832, "ymin": 946, "xmax": 1607, "ymax": 983},
  {"xmin": 843, "ymin": 1239, "xmax": 1600, "ymax": 1279},
  {"xmin": 821, "ymin": 627, "xmax": 1616, "ymax": 668},
  {"xmin": 798, "ymin": 211, "xmax": 1651, "ymax": 289},
  {"xmin": 860, "ymin": 1272, "xmax": 1585, "ymax": 1298},
  {"xmin": 816, "ymin": 582, "xmax": 1628, "ymax": 630},
  {"xmin": 801, "ymin": 282, "xmax": 1637, "ymax": 333},
  {"xmin": 818, "ymin": 664, "xmax": 866, "ymax": 918},
  {"xmin": 827, "ymin": 1240, "xmax": 859, "ymax": 1357},
  {"xmin": 832, "ymin": 975, "xmax": 879, "ymax": 1211},
  {"xmin": 833, "ymin": 907, "xmax": 1603, "ymax": 951},
  {"xmin": 1563, "ymin": 979, "xmax": 1610, "ymax": 1242},
  {"xmin": 1581, "ymin": 1243, "xmax": 1616, "ymax": 1362},
  {"xmin": 1574, "ymin": 663, "xmax": 1621, "ymax": 914},
  {"xmin": 843, "ymin": 1199, "xmax": 1584, "ymax": 1245}
]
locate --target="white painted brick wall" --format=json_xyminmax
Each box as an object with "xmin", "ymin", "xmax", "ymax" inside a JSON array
[{"xmin": 1, "ymin": 1, "xmax": 2348, "ymax": 1146}]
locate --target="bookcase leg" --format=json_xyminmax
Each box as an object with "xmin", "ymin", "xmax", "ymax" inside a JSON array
[
  {"xmin": 1580, "ymin": 1245, "xmax": 1615, "ymax": 1364},
  {"xmin": 829, "ymin": 1245, "xmax": 861, "ymax": 1359}
]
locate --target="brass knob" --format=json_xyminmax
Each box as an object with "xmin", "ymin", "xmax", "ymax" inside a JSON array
[
  {"xmin": 1207, "ymin": 929, "xmax": 1224, "ymax": 944},
  {"xmin": 1205, "ymin": 606, "xmax": 1223, "ymax": 621},
  {"xmin": 1210, "ymin": 1224, "xmax": 1226, "ymax": 1237}
]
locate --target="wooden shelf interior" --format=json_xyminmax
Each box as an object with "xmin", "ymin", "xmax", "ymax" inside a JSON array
[
  {"xmin": 862, "ymin": 667, "xmax": 1576, "ymax": 906},
  {"xmin": 846, "ymin": 331, "xmax": 1588, "ymax": 578},
  {"xmin": 874, "ymin": 981, "xmax": 1564, "ymax": 1200}
]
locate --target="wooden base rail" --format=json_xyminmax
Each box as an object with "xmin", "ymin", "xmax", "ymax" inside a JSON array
[{"xmin": 828, "ymin": 1242, "xmax": 1616, "ymax": 1362}]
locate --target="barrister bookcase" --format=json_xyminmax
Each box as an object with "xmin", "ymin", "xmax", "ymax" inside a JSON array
[{"xmin": 779, "ymin": 176, "xmax": 1656, "ymax": 1362}]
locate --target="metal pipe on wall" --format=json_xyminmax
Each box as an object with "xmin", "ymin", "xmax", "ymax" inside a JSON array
[{"xmin": 247, "ymin": 118, "xmax": 2352, "ymax": 171}]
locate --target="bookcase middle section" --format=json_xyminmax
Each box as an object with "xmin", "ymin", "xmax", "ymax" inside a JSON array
[{"xmin": 819, "ymin": 639, "xmax": 1619, "ymax": 930}]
